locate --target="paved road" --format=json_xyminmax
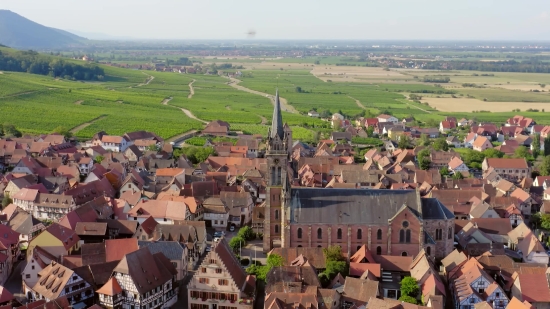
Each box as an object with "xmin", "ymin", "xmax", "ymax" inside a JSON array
[{"xmin": 5, "ymin": 260, "xmax": 26, "ymax": 304}]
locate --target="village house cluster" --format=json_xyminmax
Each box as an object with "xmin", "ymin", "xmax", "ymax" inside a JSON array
[{"xmin": 0, "ymin": 92, "xmax": 549, "ymax": 309}]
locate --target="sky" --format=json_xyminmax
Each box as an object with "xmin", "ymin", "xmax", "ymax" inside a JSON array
[{"xmin": 3, "ymin": 0, "xmax": 550, "ymax": 40}]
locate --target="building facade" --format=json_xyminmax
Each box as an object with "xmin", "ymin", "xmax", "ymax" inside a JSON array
[
  {"xmin": 187, "ymin": 239, "xmax": 255, "ymax": 309},
  {"xmin": 262, "ymin": 92, "xmax": 455, "ymax": 259}
]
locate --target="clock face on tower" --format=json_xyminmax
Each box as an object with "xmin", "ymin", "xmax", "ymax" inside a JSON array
[{"xmin": 274, "ymin": 158, "xmax": 280, "ymax": 165}]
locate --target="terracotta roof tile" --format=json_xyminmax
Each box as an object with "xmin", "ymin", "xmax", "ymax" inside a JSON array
[{"xmin": 105, "ymin": 238, "xmax": 138, "ymax": 262}]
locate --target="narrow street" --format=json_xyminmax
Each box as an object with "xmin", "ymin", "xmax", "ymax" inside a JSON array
[{"xmin": 5, "ymin": 260, "xmax": 26, "ymax": 304}]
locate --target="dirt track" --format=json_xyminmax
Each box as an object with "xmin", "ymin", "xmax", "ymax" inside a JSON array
[{"xmin": 227, "ymin": 78, "xmax": 299, "ymax": 114}]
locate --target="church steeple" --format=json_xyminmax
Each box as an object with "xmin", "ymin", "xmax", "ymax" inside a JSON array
[{"xmin": 270, "ymin": 89, "xmax": 284, "ymax": 140}]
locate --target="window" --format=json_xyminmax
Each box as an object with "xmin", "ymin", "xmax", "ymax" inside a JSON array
[
  {"xmin": 199, "ymin": 278, "xmax": 209, "ymax": 284},
  {"xmin": 478, "ymin": 289, "xmax": 484, "ymax": 294},
  {"xmin": 496, "ymin": 292, "xmax": 500, "ymax": 297},
  {"xmin": 357, "ymin": 229, "xmax": 362, "ymax": 240},
  {"xmin": 436, "ymin": 229, "xmax": 442, "ymax": 240},
  {"xmin": 317, "ymin": 228, "xmax": 322, "ymax": 239},
  {"xmin": 402, "ymin": 252, "xmax": 408, "ymax": 256},
  {"xmin": 216, "ymin": 268, "xmax": 222, "ymax": 274},
  {"xmin": 377, "ymin": 229, "xmax": 382, "ymax": 240},
  {"xmin": 274, "ymin": 225, "xmax": 279, "ymax": 234},
  {"xmin": 426, "ymin": 247, "xmax": 431, "ymax": 256},
  {"xmin": 297, "ymin": 228, "xmax": 302, "ymax": 239},
  {"xmin": 26, "ymin": 274, "xmax": 30, "ymax": 279},
  {"xmin": 406, "ymin": 230, "xmax": 411, "ymax": 243},
  {"xmin": 402, "ymin": 221, "xmax": 409, "ymax": 228},
  {"xmin": 376, "ymin": 246, "xmax": 382, "ymax": 255},
  {"xmin": 448, "ymin": 227, "xmax": 452, "ymax": 239},
  {"xmin": 399, "ymin": 229, "xmax": 405, "ymax": 243},
  {"xmin": 275, "ymin": 210, "xmax": 279, "ymax": 220},
  {"xmin": 337, "ymin": 228, "xmax": 342, "ymax": 239},
  {"xmin": 218, "ymin": 279, "xmax": 228, "ymax": 286},
  {"xmin": 201, "ymin": 267, "xmax": 206, "ymax": 273}
]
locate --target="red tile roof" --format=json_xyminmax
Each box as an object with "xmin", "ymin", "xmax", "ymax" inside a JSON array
[
  {"xmin": 516, "ymin": 274, "xmax": 550, "ymax": 302},
  {"xmin": 485, "ymin": 158, "xmax": 528, "ymax": 169},
  {"xmin": 105, "ymin": 238, "xmax": 138, "ymax": 262},
  {"xmin": 350, "ymin": 262, "xmax": 381, "ymax": 277},
  {"xmin": 96, "ymin": 277, "xmax": 123, "ymax": 296}
]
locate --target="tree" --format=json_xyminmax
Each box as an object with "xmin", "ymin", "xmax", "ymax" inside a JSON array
[
  {"xmin": 366, "ymin": 126, "xmax": 374, "ymax": 137},
  {"xmin": 246, "ymin": 254, "xmax": 284, "ymax": 283},
  {"xmin": 323, "ymin": 245, "xmax": 345, "ymax": 262},
  {"xmin": 52, "ymin": 126, "xmax": 72, "ymax": 139},
  {"xmin": 432, "ymin": 138, "xmax": 449, "ymax": 151},
  {"xmin": 1, "ymin": 193, "xmax": 12, "ymax": 208},
  {"xmin": 542, "ymin": 214, "xmax": 550, "ymax": 230},
  {"xmin": 533, "ymin": 134, "xmax": 541, "ymax": 158},
  {"xmin": 324, "ymin": 260, "xmax": 349, "ymax": 279},
  {"xmin": 545, "ymin": 136, "xmax": 550, "ymax": 156},
  {"xmin": 452, "ymin": 172, "xmax": 464, "ymax": 180},
  {"xmin": 418, "ymin": 134, "xmax": 430, "ymax": 146},
  {"xmin": 229, "ymin": 236, "xmax": 245, "ymax": 254},
  {"xmin": 2, "ymin": 123, "xmax": 21, "ymax": 138},
  {"xmin": 295, "ymin": 86, "xmax": 302, "ymax": 93},
  {"xmin": 399, "ymin": 295, "xmax": 418, "ymax": 305},
  {"xmin": 94, "ymin": 155, "xmax": 104, "ymax": 164},
  {"xmin": 398, "ymin": 135, "xmax": 411, "ymax": 150},
  {"xmin": 540, "ymin": 156, "xmax": 550, "ymax": 176},
  {"xmin": 266, "ymin": 254, "xmax": 284, "ymax": 268},
  {"xmin": 400, "ymin": 276, "xmax": 419, "ymax": 303},
  {"xmin": 440, "ymin": 167, "xmax": 450, "ymax": 176},
  {"xmin": 514, "ymin": 146, "xmax": 531, "ymax": 160},
  {"xmin": 238, "ymin": 226, "xmax": 256, "ymax": 241},
  {"xmin": 417, "ymin": 149, "xmax": 431, "ymax": 170},
  {"xmin": 482, "ymin": 148, "xmax": 504, "ymax": 159}
]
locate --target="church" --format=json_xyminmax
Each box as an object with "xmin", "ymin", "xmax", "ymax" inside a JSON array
[{"xmin": 262, "ymin": 91, "xmax": 455, "ymax": 259}]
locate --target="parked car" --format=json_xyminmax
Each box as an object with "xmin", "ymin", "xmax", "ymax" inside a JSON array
[{"xmin": 229, "ymin": 225, "xmax": 235, "ymax": 232}]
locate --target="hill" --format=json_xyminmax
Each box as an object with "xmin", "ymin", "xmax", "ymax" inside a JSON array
[{"xmin": 0, "ymin": 10, "xmax": 87, "ymax": 49}]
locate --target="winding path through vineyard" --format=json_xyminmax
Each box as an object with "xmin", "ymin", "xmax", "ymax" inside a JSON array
[
  {"xmin": 347, "ymin": 96, "xmax": 366, "ymax": 110},
  {"xmin": 188, "ymin": 80, "xmax": 196, "ymax": 99},
  {"xmin": 227, "ymin": 77, "xmax": 298, "ymax": 114},
  {"xmin": 180, "ymin": 108, "xmax": 208, "ymax": 124},
  {"xmin": 70, "ymin": 115, "xmax": 107, "ymax": 134},
  {"xmin": 137, "ymin": 72, "xmax": 154, "ymax": 87}
]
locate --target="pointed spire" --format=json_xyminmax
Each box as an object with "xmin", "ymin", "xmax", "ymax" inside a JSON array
[{"xmin": 270, "ymin": 89, "xmax": 284, "ymax": 140}]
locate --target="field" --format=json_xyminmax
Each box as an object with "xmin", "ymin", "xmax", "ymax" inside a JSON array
[{"xmin": 5, "ymin": 49, "xmax": 550, "ymax": 143}]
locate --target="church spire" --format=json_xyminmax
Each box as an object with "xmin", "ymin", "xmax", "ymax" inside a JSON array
[{"xmin": 270, "ymin": 89, "xmax": 284, "ymax": 140}]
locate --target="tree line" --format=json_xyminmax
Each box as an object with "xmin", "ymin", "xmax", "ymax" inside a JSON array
[
  {"xmin": 421, "ymin": 59, "xmax": 550, "ymax": 73},
  {"xmin": 0, "ymin": 50, "xmax": 105, "ymax": 81}
]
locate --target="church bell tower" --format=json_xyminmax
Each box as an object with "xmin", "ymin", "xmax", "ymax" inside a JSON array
[{"xmin": 263, "ymin": 90, "xmax": 291, "ymax": 252}]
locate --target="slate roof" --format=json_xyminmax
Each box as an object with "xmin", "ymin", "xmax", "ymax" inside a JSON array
[
  {"xmin": 8, "ymin": 209, "xmax": 42, "ymax": 235},
  {"xmin": 138, "ymin": 241, "xmax": 185, "ymax": 261},
  {"xmin": 288, "ymin": 189, "xmax": 420, "ymax": 224},
  {"xmin": 421, "ymin": 198, "xmax": 454, "ymax": 219},
  {"xmin": 342, "ymin": 277, "xmax": 379, "ymax": 304},
  {"xmin": 113, "ymin": 247, "xmax": 175, "ymax": 294},
  {"xmin": 81, "ymin": 243, "xmax": 106, "ymax": 265},
  {"xmin": 266, "ymin": 265, "xmax": 321, "ymax": 293}
]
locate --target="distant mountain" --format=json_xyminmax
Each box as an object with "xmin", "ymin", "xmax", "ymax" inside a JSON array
[{"xmin": 0, "ymin": 10, "xmax": 87, "ymax": 49}]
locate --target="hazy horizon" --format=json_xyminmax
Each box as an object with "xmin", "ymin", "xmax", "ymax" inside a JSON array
[{"xmin": 2, "ymin": 0, "xmax": 550, "ymax": 41}]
